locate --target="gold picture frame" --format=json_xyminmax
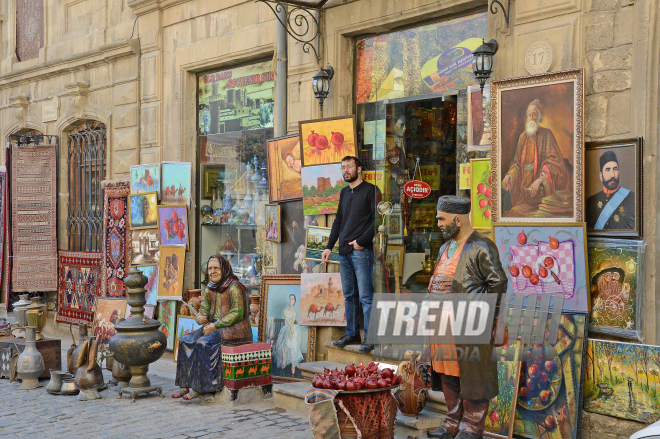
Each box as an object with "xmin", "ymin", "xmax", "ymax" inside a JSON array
[
  {"xmin": 265, "ymin": 203, "xmax": 281, "ymax": 243},
  {"xmin": 305, "ymin": 225, "xmax": 339, "ymax": 264},
  {"xmin": 386, "ymin": 244, "xmax": 406, "ymax": 277},
  {"xmin": 128, "ymin": 192, "xmax": 159, "ymax": 230}
]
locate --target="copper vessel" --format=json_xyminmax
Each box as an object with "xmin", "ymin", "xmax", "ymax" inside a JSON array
[
  {"xmin": 112, "ymin": 360, "xmax": 132, "ymax": 388},
  {"xmin": 68, "ymin": 324, "xmax": 89, "ymax": 374},
  {"xmin": 12, "ymin": 294, "xmax": 31, "ymax": 338},
  {"xmin": 74, "ymin": 337, "xmax": 104, "ymax": 400},
  {"xmin": 25, "ymin": 297, "xmax": 47, "ymax": 341}
]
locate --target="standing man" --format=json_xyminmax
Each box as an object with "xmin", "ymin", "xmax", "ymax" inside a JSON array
[
  {"xmin": 427, "ymin": 196, "xmax": 507, "ymax": 439},
  {"xmin": 322, "ymin": 156, "xmax": 376, "ymax": 353},
  {"xmin": 585, "ymin": 151, "xmax": 635, "ymax": 231}
]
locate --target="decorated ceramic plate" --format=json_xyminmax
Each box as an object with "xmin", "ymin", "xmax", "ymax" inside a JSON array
[{"xmin": 517, "ymin": 355, "xmax": 563, "ymax": 411}]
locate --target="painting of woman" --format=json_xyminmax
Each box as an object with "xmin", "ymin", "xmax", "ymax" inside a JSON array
[
  {"xmin": 171, "ymin": 255, "xmax": 252, "ymax": 400},
  {"xmin": 272, "ymin": 294, "xmax": 304, "ymax": 375}
]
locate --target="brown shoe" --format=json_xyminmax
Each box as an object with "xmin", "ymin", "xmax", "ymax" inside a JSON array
[{"xmin": 427, "ymin": 426, "xmax": 455, "ymax": 439}]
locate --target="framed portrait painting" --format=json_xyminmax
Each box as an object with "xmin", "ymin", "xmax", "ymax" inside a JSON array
[
  {"xmin": 491, "ymin": 68, "xmax": 584, "ymax": 223},
  {"xmin": 585, "ymin": 138, "xmax": 642, "ymax": 238},
  {"xmin": 298, "ymin": 116, "xmax": 357, "ymax": 167},
  {"xmin": 265, "ymin": 203, "xmax": 281, "ymax": 242},
  {"xmin": 130, "ymin": 228, "xmax": 160, "ymax": 264},
  {"xmin": 492, "ymin": 223, "xmax": 589, "ymax": 313},
  {"xmin": 158, "ymin": 205, "xmax": 189, "ymax": 249},
  {"xmin": 161, "ymin": 161, "xmax": 192, "ymax": 206},
  {"xmin": 470, "ymin": 158, "xmax": 493, "ymax": 230},
  {"xmin": 267, "ymin": 134, "xmax": 303, "ymax": 202},
  {"xmin": 258, "ymin": 275, "xmax": 316, "ymax": 381},
  {"xmin": 157, "ymin": 245, "xmax": 186, "ymax": 300},
  {"xmin": 305, "ymin": 226, "xmax": 339, "ymax": 264},
  {"xmin": 130, "ymin": 163, "xmax": 160, "ymax": 197},
  {"xmin": 129, "ymin": 192, "xmax": 158, "ymax": 229},
  {"xmin": 587, "ymin": 238, "xmax": 645, "ymax": 340}
]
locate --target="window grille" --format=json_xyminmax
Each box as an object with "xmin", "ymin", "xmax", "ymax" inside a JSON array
[{"xmin": 67, "ymin": 122, "xmax": 107, "ymax": 252}]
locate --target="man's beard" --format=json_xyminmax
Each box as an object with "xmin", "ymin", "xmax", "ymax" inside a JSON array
[
  {"xmin": 603, "ymin": 176, "xmax": 619, "ymax": 190},
  {"xmin": 343, "ymin": 171, "xmax": 358, "ymax": 183},
  {"xmin": 441, "ymin": 217, "xmax": 461, "ymax": 240},
  {"xmin": 525, "ymin": 120, "xmax": 539, "ymax": 137}
]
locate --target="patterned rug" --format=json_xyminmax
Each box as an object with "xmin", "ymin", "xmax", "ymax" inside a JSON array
[
  {"xmin": 0, "ymin": 169, "xmax": 7, "ymax": 307},
  {"xmin": 56, "ymin": 250, "xmax": 103, "ymax": 325},
  {"xmin": 11, "ymin": 145, "xmax": 58, "ymax": 292},
  {"xmin": 101, "ymin": 181, "xmax": 131, "ymax": 297}
]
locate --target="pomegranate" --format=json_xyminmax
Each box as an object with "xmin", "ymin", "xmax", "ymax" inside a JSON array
[
  {"xmin": 543, "ymin": 415, "xmax": 556, "ymax": 429},
  {"xmin": 530, "ymin": 274, "xmax": 540, "ymax": 285},
  {"xmin": 381, "ymin": 368, "xmax": 393, "ymax": 380},
  {"xmin": 164, "ymin": 219, "xmax": 171, "ymax": 232},
  {"xmin": 509, "ymin": 266, "xmax": 520, "ymax": 277},
  {"xmin": 518, "ymin": 231, "xmax": 527, "ymax": 245},
  {"xmin": 337, "ymin": 381, "xmax": 347, "ymax": 391},
  {"xmin": 355, "ymin": 379, "xmax": 365, "ymax": 390},
  {"xmin": 308, "ymin": 130, "xmax": 319, "ymax": 147},
  {"xmin": 539, "ymin": 390, "xmax": 551, "ymax": 403},
  {"xmin": 377, "ymin": 378, "xmax": 388, "ymax": 389},
  {"xmin": 477, "ymin": 183, "xmax": 487, "ymax": 195},
  {"xmin": 331, "ymin": 132, "xmax": 344, "ymax": 146},
  {"xmin": 366, "ymin": 380, "xmax": 379, "ymax": 390},
  {"xmin": 323, "ymin": 379, "xmax": 333, "ymax": 389},
  {"xmin": 315, "ymin": 135, "xmax": 330, "ymax": 150},
  {"xmin": 545, "ymin": 360, "xmax": 556, "ymax": 374},
  {"xmin": 172, "ymin": 221, "xmax": 179, "ymax": 235},
  {"xmin": 172, "ymin": 211, "xmax": 178, "ymax": 222},
  {"xmin": 528, "ymin": 364, "xmax": 539, "ymax": 377},
  {"xmin": 544, "ymin": 257, "xmax": 555, "ymax": 269},
  {"xmin": 484, "ymin": 209, "xmax": 491, "ymax": 219},
  {"xmin": 489, "ymin": 411, "xmax": 499, "ymax": 424},
  {"xmin": 549, "ymin": 237, "xmax": 559, "ymax": 250},
  {"xmin": 485, "ymin": 188, "xmax": 492, "ymax": 198},
  {"xmin": 177, "ymin": 228, "xmax": 185, "ymax": 241},
  {"xmin": 519, "ymin": 387, "xmax": 529, "ymax": 400},
  {"xmin": 488, "ymin": 199, "xmax": 492, "ymax": 207},
  {"xmin": 488, "ymin": 176, "xmax": 492, "ymax": 185},
  {"xmin": 522, "ymin": 265, "xmax": 533, "ymax": 278},
  {"xmin": 539, "ymin": 266, "xmax": 548, "ymax": 278},
  {"xmin": 345, "ymin": 364, "xmax": 356, "ymax": 376},
  {"xmin": 479, "ymin": 199, "xmax": 487, "ymax": 209},
  {"xmin": 346, "ymin": 381, "xmax": 356, "ymax": 391}
]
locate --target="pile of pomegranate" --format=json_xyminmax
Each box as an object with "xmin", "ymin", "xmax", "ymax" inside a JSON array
[
  {"xmin": 508, "ymin": 231, "xmax": 561, "ymax": 285},
  {"xmin": 311, "ymin": 361, "xmax": 402, "ymax": 391}
]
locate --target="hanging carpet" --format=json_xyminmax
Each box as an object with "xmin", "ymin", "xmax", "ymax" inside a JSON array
[
  {"xmin": 0, "ymin": 169, "xmax": 7, "ymax": 306},
  {"xmin": 56, "ymin": 250, "xmax": 102, "ymax": 325},
  {"xmin": 11, "ymin": 145, "xmax": 58, "ymax": 292},
  {"xmin": 101, "ymin": 180, "xmax": 131, "ymax": 297}
]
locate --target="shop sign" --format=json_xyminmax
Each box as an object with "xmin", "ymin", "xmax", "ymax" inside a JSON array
[{"xmin": 403, "ymin": 180, "xmax": 431, "ymax": 199}]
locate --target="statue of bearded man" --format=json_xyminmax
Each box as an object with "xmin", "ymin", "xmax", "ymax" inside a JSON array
[{"xmin": 501, "ymin": 99, "xmax": 569, "ymax": 216}]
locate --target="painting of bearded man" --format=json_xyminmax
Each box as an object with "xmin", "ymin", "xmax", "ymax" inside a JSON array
[{"xmin": 490, "ymin": 69, "xmax": 584, "ymax": 222}]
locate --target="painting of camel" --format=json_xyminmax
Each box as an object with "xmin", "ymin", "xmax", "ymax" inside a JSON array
[
  {"xmin": 300, "ymin": 273, "xmax": 346, "ymax": 326},
  {"xmin": 161, "ymin": 161, "xmax": 192, "ymax": 206}
]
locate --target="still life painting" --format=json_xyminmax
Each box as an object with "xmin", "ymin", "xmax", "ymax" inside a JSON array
[
  {"xmin": 259, "ymin": 275, "xmax": 315, "ymax": 380},
  {"xmin": 588, "ymin": 238, "xmax": 645, "ymax": 340},
  {"xmin": 130, "ymin": 228, "xmax": 160, "ymax": 264},
  {"xmin": 485, "ymin": 342, "xmax": 521, "ymax": 439},
  {"xmin": 299, "ymin": 116, "xmax": 357, "ymax": 166},
  {"xmin": 267, "ymin": 134, "xmax": 303, "ymax": 202},
  {"xmin": 93, "ymin": 297, "xmax": 128, "ymax": 346},
  {"xmin": 158, "ymin": 205, "xmax": 189, "ymax": 249},
  {"xmin": 158, "ymin": 246, "xmax": 186, "ymax": 300},
  {"xmin": 161, "ymin": 161, "xmax": 192, "ymax": 206},
  {"xmin": 301, "ymin": 164, "xmax": 346, "ymax": 216},
  {"xmin": 471, "ymin": 158, "xmax": 493, "ymax": 230},
  {"xmin": 129, "ymin": 192, "xmax": 158, "ymax": 229},
  {"xmin": 584, "ymin": 339, "xmax": 660, "ymax": 424},
  {"xmin": 299, "ymin": 273, "xmax": 346, "ymax": 326},
  {"xmin": 158, "ymin": 300, "xmax": 177, "ymax": 350},
  {"xmin": 492, "ymin": 223, "xmax": 589, "ymax": 313},
  {"xmin": 130, "ymin": 164, "xmax": 160, "ymax": 197}
]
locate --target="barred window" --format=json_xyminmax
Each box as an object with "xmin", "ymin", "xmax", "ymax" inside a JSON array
[{"xmin": 67, "ymin": 121, "xmax": 107, "ymax": 252}]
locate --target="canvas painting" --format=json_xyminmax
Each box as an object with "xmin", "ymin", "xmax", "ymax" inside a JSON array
[
  {"xmin": 130, "ymin": 164, "xmax": 160, "ymax": 197},
  {"xmin": 93, "ymin": 297, "xmax": 128, "ymax": 346},
  {"xmin": 410, "ymin": 203, "xmax": 436, "ymax": 229},
  {"xmin": 468, "ymin": 84, "xmax": 492, "ymax": 148},
  {"xmin": 263, "ymin": 266, "xmax": 277, "ymax": 275},
  {"xmin": 302, "ymin": 163, "xmax": 347, "ymax": 216},
  {"xmin": 387, "ymin": 244, "xmax": 406, "ymax": 277},
  {"xmin": 265, "ymin": 204, "xmax": 281, "ymax": 242},
  {"xmin": 492, "ymin": 223, "xmax": 589, "ymax": 313},
  {"xmin": 161, "ymin": 161, "xmax": 192, "ymax": 206},
  {"xmin": 306, "ymin": 226, "xmax": 339, "ymax": 263},
  {"xmin": 514, "ymin": 314, "xmax": 586, "ymax": 439},
  {"xmin": 485, "ymin": 342, "xmax": 522, "ymax": 439},
  {"xmin": 126, "ymin": 304, "xmax": 155, "ymax": 319},
  {"xmin": 157, "ymin": 300, "xmax": 177, "ymax": 351},
  {"xmin": 175, "ymin": 316, "xmax": 202, "ymax": 362},
  {"xmin": 299, "ymin": 116, "xmax": 357, "ymax": 167},
  {"xmin": 202, "ymin": 164, "xmax": 224, "ymax": 199},
  {"xmin": 387, "ymin": 211, "xmax": 403, "ymax": 239},
  {"xmin": 300, "ymin": 273, "xmax": 346, "ymax": 326},
  {"xmin": 259, "ymin": 275, "xmax": 315, "ymax": 380},
  {"xmin": 491, "ymin": 69, "xmax": 584, "ymax": 222},
  {"xmin": 588, "ymin": 238, "xmax": 645, "ymax": 340},
  {"xmin": 584, "ymin": 339, "xmax": 660, "ymax": 424},
  {"xmin": 158, "ymin": 205, "xmax": 189, "ymax": 249},
  {"xmin": 134, "ymin": 264, "xmax": 158, "ymax": 306},
  {"xmin": 267, "ymin": 134, "xmax": 303, "ymax": 202},
  {"xmin": 280, "ymin": 201, "xmax": 306, "ymax": 275},
  {"xmin": 158, "ymin": 246, "xmax": 186, "ymax": 300},
  {"xmin": 129, "ymin": 192, "xmax": 158, "ymax": 229},
  {"xmin": 131, "ymin": 228, "xmax": 160, "ymax": 264},
  {"xmin": 585, "ymin": 138, "xmax": 642, "ymax": 238},
  {"xmin": 471, "ymin": 158, "xmax": 493, "ymax": 230}
]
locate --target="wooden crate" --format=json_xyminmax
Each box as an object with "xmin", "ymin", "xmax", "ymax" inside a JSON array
[{"xmin": 0, "ymin": 337, "xmax": 61, "ymax": 379}]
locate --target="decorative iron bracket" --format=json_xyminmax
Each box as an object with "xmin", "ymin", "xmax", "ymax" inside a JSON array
[
  {"xmin": 256, "ymin": 0, "xmax": 321, "ymax": 63},
  {"xmin": 9, "ymin": 133, "xmax": 59, "ymax": 147},
  {"xmin": 490, "ymin": 0, "xmax": 511, "ymax": 28}
]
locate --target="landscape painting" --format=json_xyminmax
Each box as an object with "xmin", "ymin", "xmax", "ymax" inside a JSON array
[
  {"xmin": 514, "ymin": 314, "xmax": 586, "ymax": 439},
  {"xmin": 174, "ymin": 316, "xmax": 202, "ymax": 362},
  {"xmin": 492, "ymin": 223, "xmax": 589, "ymax": 313},
  {"xmin": 130, "ymin": 164, "xmax": 160, "ymax": 197},
  {"xmin": 305, "ymin": 226, "xmax": 339, "ymax": 263},
  {"xmin": 299, "ymin": 116, "xmax": 357, "ymax": 167},
  {"xmin": 129, "ymin": 192, "xmax": 158, "ymax": 229},
  {"xmin": 302, "ymin": 163, "xmax": 347, "ymax": 216},
  {"xmin": 161, "ymin": 161, "xmax": 192, "ymax": 206},
  {"xmin": 584, "ymin": 339, "xmax": 660, "ymax": 424},
  {"xmin": 299, "ymin": 273, "xmax": 346, "ymax": 326}
]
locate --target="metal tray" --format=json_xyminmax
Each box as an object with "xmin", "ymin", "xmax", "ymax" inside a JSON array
[{"xmin": 310, "ymin": 384, "xmax": 400, "ymax": 394}]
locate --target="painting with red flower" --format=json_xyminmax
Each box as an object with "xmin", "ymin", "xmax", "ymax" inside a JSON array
[
  {"xmin": 157, "ymin": 205, "xmax": 189, "ymax": 250},
  {"xmin": 471, "ymin": 158, "xmax": 492, "ymax": 230},
  {"xmin": 102, "ymin": 181, "xmax": 131, "ymax": 297}
]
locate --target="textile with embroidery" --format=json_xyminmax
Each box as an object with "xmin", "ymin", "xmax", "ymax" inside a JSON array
[
  {"xmin": 56, "ymin": 250, "xmax": 102, "ymax": 325},
  {"xmin": 101, "ymin": 181, "xmax": 131, "ymax": 297}
]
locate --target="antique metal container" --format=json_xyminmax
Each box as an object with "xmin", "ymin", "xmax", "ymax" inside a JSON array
[
  {"xmin": 12, "ymin": 294, "xmax": 31, "ymax": 337},
  {"xmin": 74, "ymin": 337, "xmax": 104, "ymax": 400},
  {"xmin": 16, "ymin": 326, "xmax": 45, "ymax": 390},
  {"xmin": 46, "ymin": 370, "xmax": 71, "ymax": 393},
  {"xmin": 109, "ymin": 267, "xmax": 167, "ymax": 400},
  {"xmin": 112, "ymin": 360, "xmax": 132, "ymax": 388},
  {"xmin": 25, "ymin": 297, "xmax": 47, "ymax": 341},
  {"xmin": 59, "ymin": 377, "xmax": 79, "ymax": 395},
  {"xmin": 68, "ymin": 324, "xmax": 89, "ymax": 374}
]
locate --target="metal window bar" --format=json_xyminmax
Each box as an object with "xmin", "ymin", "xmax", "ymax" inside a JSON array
[{"xmin": 67, "ymin": 122, "xmax": 106, "ymax": 252}]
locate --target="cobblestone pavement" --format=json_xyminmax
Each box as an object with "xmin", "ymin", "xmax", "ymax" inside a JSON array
[{"xmin": 0, "ymin": 370, "xmax": 312, "ymax": 439}]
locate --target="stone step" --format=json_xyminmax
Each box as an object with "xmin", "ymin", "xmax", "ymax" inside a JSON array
[
  {"xmin": 324, "ymin": 341, "xmax": 381, "ymax": 365},
  {"xmin": 272, "ymin": 381, "xmax": 310, "ymax": 414}
]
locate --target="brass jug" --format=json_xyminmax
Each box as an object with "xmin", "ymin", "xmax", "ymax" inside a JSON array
[
  {"xmin": 25, "ymin": 297, "xmax": 47, "ymax": 341},
  {"xmin": 74, "ymin": 337, "xmax": 104, "ymax": 400},
  {"xmin": 68, "ymin": 324, "xmax": 89, "ymax": 374},
  {"xmin": 12, "ymin": 294, "xmax": 31, "ymax": 338}
]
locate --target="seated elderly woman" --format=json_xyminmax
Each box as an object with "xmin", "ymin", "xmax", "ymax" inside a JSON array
[{"xmin": 172, "ymin": 255, "xmax": 252, "ymax": 400}]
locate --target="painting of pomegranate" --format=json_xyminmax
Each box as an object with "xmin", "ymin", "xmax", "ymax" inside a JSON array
[
  {"xmin": 485, "ymin": 342, "xmax": 522, "ymax": 439},
  {"xmin": 158, "ymin": 205, "xmax": 189, "ymax": 249},
  {"xmin": 470, "ymin": 158, "xmax": 492, "ymax": 229},
  {"xmin": 299, "ymin": 116, "xmax": 357, "ymax": 167}
]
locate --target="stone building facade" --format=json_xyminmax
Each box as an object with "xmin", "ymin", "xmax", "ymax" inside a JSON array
[{"xmin": 0, "ymin": 0, "xmax": 658, "ymax": 431}]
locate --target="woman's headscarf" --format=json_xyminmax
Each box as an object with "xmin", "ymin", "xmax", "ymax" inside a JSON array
[{"xmin": 206, "ymin": 255, "xmax": 239, "ymax": 293}]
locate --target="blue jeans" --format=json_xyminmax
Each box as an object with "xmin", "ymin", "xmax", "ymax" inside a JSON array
[{"xmin": 339, "ymin": 248, "xmax": 374, "ymax": 341}]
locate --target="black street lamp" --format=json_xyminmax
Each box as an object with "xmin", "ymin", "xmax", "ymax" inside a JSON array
[
  {"xmin": 312, "ymin": 66, "xmax": 334, "ymax": 114},
  {"xmin": 472, "ymin": 39, "xmax": 498, "ymax": 94}
]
